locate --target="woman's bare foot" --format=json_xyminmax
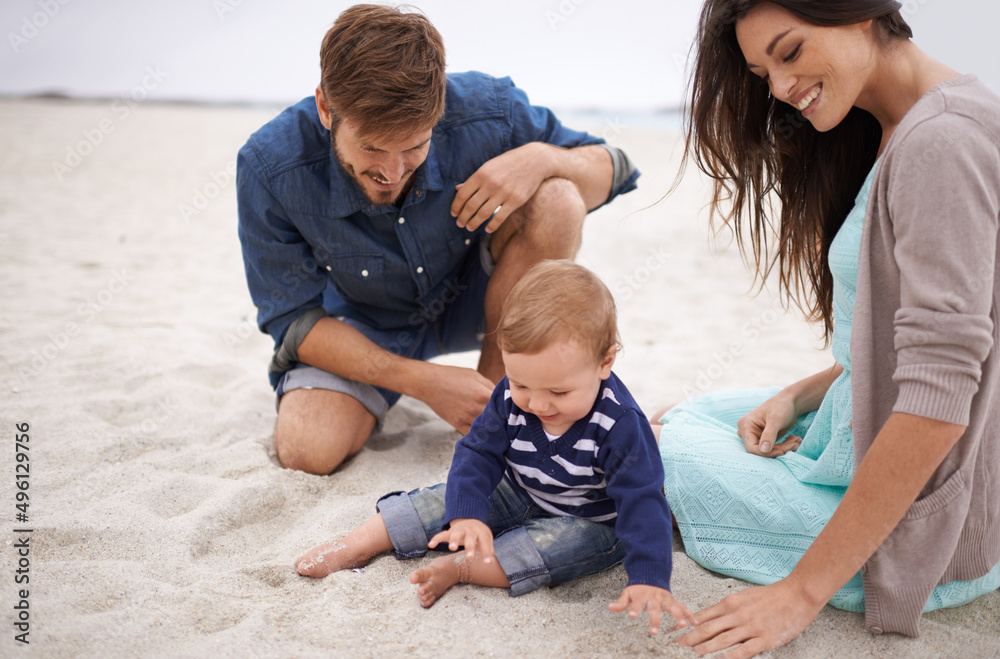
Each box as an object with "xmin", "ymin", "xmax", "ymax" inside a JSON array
[
  {"xmin": 648, "ymin": 404, "xmax": 676, "ymax": 425},
  {"xmin": 408, "ymin": 551, "xmax": 510, "ymax": 608},
  {"xmin": 649, "ymin": 403, "xmax": 678, "ymax": 445},
  {"xmin": 295, "ymin": 514, "xmax": 393, "ymax": 578},
  {"xmin": 651, "ymin": 422, "xmax": 663, "ymax": 442}
]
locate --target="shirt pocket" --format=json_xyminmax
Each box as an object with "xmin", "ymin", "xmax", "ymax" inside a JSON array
[
  {"xmin": 903, "ymin": 468, "xmax": 965, "ymax": 520},
  {"xmin": 447, "ymin": 227, "xmax": 476, "ymax": 254},
  {"xmin": 442, "ymin": 227, "xmax": 480, "ymax": 276},
  {"xmin": 325, "ymin": 253, "xmax": 388, "ymax": 303}
]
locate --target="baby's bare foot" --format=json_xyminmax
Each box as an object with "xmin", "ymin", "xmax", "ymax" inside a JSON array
[
  {"xmin": 297, "ymin": 515, "xmax": 393, "ymax": 578},
  {"xmin": 409, "ymin": 555, "xmax": 463, "ymax": 608},
  {"xmin": 295, "ymin": 540, "xmax": 356, "ymax": 577}
]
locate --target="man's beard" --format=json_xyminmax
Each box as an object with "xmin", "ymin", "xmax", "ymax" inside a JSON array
[{"xmin": 332, "ymin": 135, "xmax": 412, "ymax": 207}]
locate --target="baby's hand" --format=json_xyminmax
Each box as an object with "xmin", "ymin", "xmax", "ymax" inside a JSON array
[
  {"xmin": 427, "ymin": 518, "xmax": 495, "ymax": 563},
  {"xmin": 609, "ymin": 584, "xmax": 696, "ymax": 635}
]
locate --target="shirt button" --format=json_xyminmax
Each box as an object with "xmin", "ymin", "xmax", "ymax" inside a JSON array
[
  {"xmin": 361, "ymin": 269, "xmax": 369, "ymax": 277},
  {"xmin": 464, "ymin": 238, "xmax": 471, "ymax": 246},
  {"xmin": 416, "ymin": 266, "xmax": 424, "ymax": 274},
  {"xmin": 416, "ymin": 190, "xmax": 422, "ymax": 197},
  {"xmin": 398, "ymin": 217, "xmax": 405, "ymax": 224},
  {"xmin": 325, "ymin": 265, "xmax": 332, "ymax": 272}
]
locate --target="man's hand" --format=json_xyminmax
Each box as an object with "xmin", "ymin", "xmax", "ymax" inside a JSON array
[
  {"xmin": 451, "ymin": 143, "xmax": 553, "ymax": 233},
  {"xmin": 609, "ymin": 584, "xmax": 697, "ymax": 636},
  {"xmin": 677, "ymin": 577, "xmax": 823, "ymax": 658},
  {"xmin": 428, "ymin": 518, "xmax": 495, "ymax": 562},
  {"xmin": 420, "ymin": 364, "xmax": 494, "ymax": 434}
]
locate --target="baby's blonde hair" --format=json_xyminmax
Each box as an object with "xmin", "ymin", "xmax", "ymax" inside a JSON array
[{"xmin": 497, "ymin": 260, "xmax": 620, "ymax": 362}]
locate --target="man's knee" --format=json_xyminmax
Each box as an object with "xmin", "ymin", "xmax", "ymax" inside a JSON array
[
  {"xmin": 511, "ymin": 177, "xmax": 586, "ymax": 251},
  {"xmin": 526, "ymin": 177, "xmax": 586, "ymax": 226},
  {"xmin": 274, "ymin": 389, "xmax": 376, "ymax": 475},
  {"xmin": 273, "ymin": 426, "xmax": 333, "ymax": 475}
]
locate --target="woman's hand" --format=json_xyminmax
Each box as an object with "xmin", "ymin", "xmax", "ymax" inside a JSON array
[
  {"xmin": 685, "ymin": 412, "xmax": 967, "ymax": 657},
  {"xmin": 736, "ymin": 393, "xmax": 801, "ymax": 457},
  {"xmin": 677, "ymin": 575, "xmax": 825, "ymax": 658},
  {"xmin": 735, "ymin": 364, "xmax": 843, "ymax": 456}
]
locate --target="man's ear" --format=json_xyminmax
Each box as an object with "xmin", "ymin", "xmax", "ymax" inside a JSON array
[
  {"xmin": 599, "ymin": 346, "xmax": 617, "ymax": 379},
  {"xmin": 315, "ymin": 86, "xmax": 333, "ymax": 130}
]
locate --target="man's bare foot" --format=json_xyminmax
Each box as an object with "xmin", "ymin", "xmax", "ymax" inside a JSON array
[
  {"xmin": 409, "ymin": 555, "xmax": 464, "ymax": 608},
  {"xmin": 295, "ymin": 513, "xmax": 393, "ymax": 578}
]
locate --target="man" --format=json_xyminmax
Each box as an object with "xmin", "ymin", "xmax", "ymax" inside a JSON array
[{"xmin": 237, "ymin": 4, "xmax": 638, "ymax": 475}]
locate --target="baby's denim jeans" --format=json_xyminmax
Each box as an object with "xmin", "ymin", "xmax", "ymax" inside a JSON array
[{"xmin": 376, "ymin": 476, "xmax": 625, "ymax": 596}]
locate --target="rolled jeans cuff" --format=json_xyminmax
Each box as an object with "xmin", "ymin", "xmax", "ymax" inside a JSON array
[
  {"xmin": 495, "ymin": 526, "xmax": 551, "ymax": 597},
  {"xmin": 376, "ymin": 491, "xmax": 431, "ymax": 558}
]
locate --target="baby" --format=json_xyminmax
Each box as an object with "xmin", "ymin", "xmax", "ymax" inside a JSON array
[{"xmin": 296, "ymin": 260, "xmax": 693, "ymax": 634}]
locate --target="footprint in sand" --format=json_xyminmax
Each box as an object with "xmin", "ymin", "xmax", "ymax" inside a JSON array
[
  {"xmin": 144, "ymin": 477, "xmax": 217, "ymax": 519},
  {"xmin": 242, "ymin": 564, "xmax": 292, "ymax": 588},
  {"xmin": 169, "ymin": 363, "xmax": 246, "ymax": 390},
  {"xmin": 176, "ymin": 478, "xmax": 288, "ymax": 556},
  {"xmin": 364, "ymin": 430, "xmax": 407, "ymax": 452}
]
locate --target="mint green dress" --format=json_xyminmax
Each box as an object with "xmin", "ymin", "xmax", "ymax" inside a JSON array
[{"xmin": 659, "ymin": 163, "xmax": 1000, "ymax": 612}]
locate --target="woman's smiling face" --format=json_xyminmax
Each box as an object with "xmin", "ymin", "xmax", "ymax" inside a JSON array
[{"xmin": 736, "ymin": 2, "xmax": 878, "ymax": 132}]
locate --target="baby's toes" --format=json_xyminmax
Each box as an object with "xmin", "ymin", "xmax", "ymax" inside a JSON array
[{"xmin": 295, "ymin": 553, "xmax": 330, "ymax": 577}]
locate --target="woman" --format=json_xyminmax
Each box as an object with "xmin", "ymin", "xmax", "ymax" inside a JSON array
[{"xmin": 656, "ymin": 1, "xmax": 1000, "ymax": 656}]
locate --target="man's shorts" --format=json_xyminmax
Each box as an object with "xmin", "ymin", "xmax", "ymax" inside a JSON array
[{"xmin": 275, "ymin": 236, "xmax": 494, "ymax": 429}]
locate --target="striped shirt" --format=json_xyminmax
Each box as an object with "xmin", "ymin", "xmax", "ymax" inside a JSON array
[{"xmin": 445, "ymin": 372, "xmax": 674, "ymax": 589}]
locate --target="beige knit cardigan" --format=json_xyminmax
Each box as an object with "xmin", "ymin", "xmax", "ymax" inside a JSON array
[{"xmin": 852, "ymin": 75, "xmax": 1000, "ymax": 637}]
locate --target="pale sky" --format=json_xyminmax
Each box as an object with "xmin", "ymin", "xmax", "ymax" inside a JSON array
[{"xmin": 0, "ymin": 0, "xmax": 996, "ymax": 113}]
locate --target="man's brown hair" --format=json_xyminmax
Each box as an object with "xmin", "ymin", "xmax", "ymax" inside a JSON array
[
  {"xmin": 319, "ymin": 4, "xmax": 447, "ymax": 140},
  {"xmin": 498, "ymin": 260, "xmax": 621, "ymax": 363}
]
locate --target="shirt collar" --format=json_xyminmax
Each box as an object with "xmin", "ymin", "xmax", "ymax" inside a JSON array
[
  {"xmin": 327, "ymin": 141, "xmax": 368, "ymax": 218},
  {"xmin": 421, "ymin": 139, "xmax": 444, "ymax": 192}
]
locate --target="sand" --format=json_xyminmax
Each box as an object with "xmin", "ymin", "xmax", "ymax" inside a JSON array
[{"xmin": 0, "ymin": 97, "xmax": 997, "ymax": 658}]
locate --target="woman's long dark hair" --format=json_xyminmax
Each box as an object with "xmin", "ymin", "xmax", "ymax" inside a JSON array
[{"xmin": 685, "ymin": 0, "xmax": 911, "ymax": 340}]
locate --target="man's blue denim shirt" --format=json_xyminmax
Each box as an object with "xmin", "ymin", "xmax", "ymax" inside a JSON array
[{"xmin": 237, "ymin": 71, "xmax": 639, "ymax": 387}]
